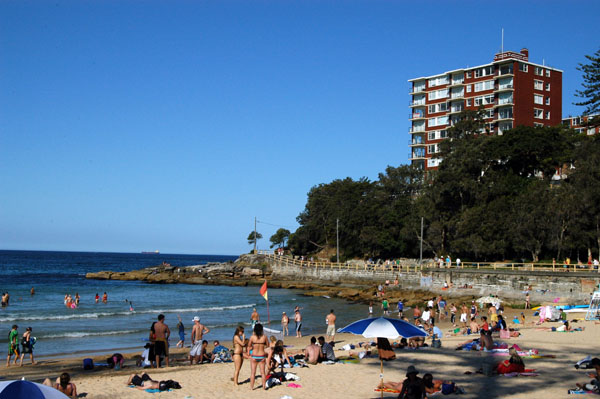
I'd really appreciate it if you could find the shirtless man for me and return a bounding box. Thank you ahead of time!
[326,309,336,342]
[250,308,260,330]
[460,303,469,328]
[281,312,289,336]
[153,314,170,367]
[304,337,320,365]
[294,309,303,338]
[469,317,479,334]
[189,316,210,364]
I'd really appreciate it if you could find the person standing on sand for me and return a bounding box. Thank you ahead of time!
[19,327,35,366]
[176,315,185,348]
[525,292,530,309]
[369,301,373,316]
[189,316,210,365]
[281,312,289,336]
[247,323,268,390]
[250,308,260,330]
[232,326,247,385]
[153,314,170,368]
[326,309,336,342]
[460,303,468,327]
[6,325,19,367]
[294,309,302,337]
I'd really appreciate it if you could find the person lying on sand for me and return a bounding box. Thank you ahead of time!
[422,373,464,395]
[43,372,77,399]
[127,373,160,390]
[575,358,600,392]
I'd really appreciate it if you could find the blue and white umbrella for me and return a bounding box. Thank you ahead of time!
[338,316,428,399]
[338,316,428,339]
[0,380,69,399]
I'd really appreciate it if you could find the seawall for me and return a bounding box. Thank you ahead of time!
[270,259,600,303]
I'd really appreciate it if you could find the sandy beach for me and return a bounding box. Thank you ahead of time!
[2,307,598,399]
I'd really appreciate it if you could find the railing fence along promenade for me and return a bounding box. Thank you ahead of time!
[257,250,600,274]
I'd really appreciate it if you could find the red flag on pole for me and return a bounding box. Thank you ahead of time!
[259,280,268,301]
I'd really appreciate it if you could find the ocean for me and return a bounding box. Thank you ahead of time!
[0,250,369,358]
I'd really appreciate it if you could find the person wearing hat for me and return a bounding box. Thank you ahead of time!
[398,365,427,399]
[281,312,289,336]
[378,364,427,398]
[189,316,210,365]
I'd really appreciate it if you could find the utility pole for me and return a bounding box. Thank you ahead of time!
[336,218,340,264]
[419,217,424,264]
[254,216,257,254]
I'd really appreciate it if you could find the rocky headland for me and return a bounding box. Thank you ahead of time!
[85,254,482,307]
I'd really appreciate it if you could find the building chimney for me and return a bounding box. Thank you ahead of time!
[520,48,529,60]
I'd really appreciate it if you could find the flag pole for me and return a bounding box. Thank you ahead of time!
[267,297,270,324]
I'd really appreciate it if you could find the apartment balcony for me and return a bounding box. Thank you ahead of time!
[494,69,514,79]
[409,126,426,133]
[410,100,426,107]
[408,137,425,146]
[450,92,464,100]
[408,151,426,160]
[495,84,514,93]
[448,107,465,115]
[493,99,514,108]
[409,112,426,120]
[409,86,426,94]
[448,80,465,88]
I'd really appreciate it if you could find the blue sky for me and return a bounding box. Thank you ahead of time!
[1,0,599,255]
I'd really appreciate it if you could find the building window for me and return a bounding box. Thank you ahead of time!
[545,97,550,105]
[474,66,494,78]
[546,69,551,77]
[466,71,472,78]
[428,103,448,113]
[519,63,528,72]
[474,80,494,92]
[483,109,494,119]
[474,94,495,106]
[428,131,436,140]
[535,66,543,76]
[534,94,544,104]
[546,82,550,91]
[466,99,472,106]
[428,75,449,88]
[440,130,447,138]
[534,80,543,90]
[428,88,449,101]
[466,84,472,93]
[428,144,437,155]
[546,111,551,120]
[534,108,543,119]
[428,116,449,127]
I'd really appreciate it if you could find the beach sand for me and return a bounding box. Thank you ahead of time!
[3,308,597,398]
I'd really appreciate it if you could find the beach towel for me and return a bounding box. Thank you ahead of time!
[287,383,302,388]
[336,356,360,364]
[568,389,600,394]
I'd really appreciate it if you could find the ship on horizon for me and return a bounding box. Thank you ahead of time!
[141,250,160,254]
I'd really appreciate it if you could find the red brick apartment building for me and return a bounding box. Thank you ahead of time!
[562,114,600,135]
[408,49,562,170]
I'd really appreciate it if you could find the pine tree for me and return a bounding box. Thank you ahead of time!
[575,48,600,127]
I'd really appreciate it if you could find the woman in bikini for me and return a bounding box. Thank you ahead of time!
[43,373,78,399]
[233,326,247,385]
[247,323,268,390]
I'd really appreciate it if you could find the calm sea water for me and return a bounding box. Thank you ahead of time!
[0,250,368,357]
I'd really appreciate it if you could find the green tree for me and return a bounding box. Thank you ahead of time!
[269,228,291,248]
[575,47,600,127]
[247,231,262,246]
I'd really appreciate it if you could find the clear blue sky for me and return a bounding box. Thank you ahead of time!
[1,0,599,255]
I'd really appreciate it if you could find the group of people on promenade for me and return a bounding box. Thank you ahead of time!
[6,324,35,367]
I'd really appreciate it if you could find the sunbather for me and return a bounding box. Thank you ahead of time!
[43,373,78,399]
[575,358,600,392]
[127,373,160,390]
[496,347,525,374]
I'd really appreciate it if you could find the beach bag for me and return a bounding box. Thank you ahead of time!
[499,329,510,339]
[159,380,181,391]
[83,358,94,370]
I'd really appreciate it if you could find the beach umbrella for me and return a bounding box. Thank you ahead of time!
[338,317,428,398]
[0,380,69,399]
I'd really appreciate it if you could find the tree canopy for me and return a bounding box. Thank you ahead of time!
[247,231,262,246]
[288,119,599,262]
[575,47,600,127]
